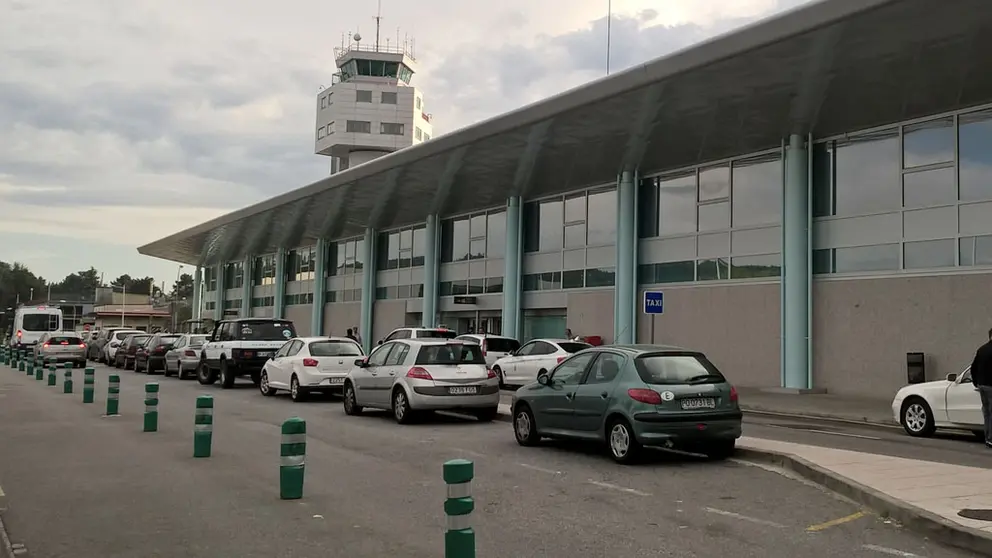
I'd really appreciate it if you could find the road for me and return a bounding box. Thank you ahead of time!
[0,365,972,558]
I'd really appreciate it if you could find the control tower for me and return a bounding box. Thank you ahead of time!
[315,29,433,174]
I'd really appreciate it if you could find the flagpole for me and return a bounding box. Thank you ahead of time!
[606,0,612,75]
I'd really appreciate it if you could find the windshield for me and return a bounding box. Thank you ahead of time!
[114,331,140,341]
[22,313,58,332]
[483,338,520,353]
[634,353,727,385]
[189,335,208,348]
[129,335,150,346]
[237,321,296,341]
[309,340,363,357]
[158,335,180,345]
[558,342,592,354]
[415,343,486,365]
[48,336,82,345]
[416,329,457,339]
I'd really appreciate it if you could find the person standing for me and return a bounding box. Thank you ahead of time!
[352,325,362,346]
[971,327,992,448]
[345,328,358,342]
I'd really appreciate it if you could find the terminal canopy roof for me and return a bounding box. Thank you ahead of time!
[138,0,992,266]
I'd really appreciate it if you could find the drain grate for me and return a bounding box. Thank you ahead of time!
[958,509,992,521]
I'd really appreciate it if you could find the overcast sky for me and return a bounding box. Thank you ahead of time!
[0,0,810,287]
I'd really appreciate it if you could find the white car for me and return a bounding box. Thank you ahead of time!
[102,329,143,363]
[892,366,984,438]
[491,338,593,388]
[342,338,500,424]
[454,334,521,368]
[378,327,458,345]
[259,336,364,402]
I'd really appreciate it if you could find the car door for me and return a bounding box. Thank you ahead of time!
[267,340,295,388]
[504,341,536,383]
[166,337,185,371]
[357,342,395,407]
[530,351,597,432]
[570,351,626,434]
[283,340,305,383]
[522,341,556,379]
[946,367,983,426]
[379,342,411,393]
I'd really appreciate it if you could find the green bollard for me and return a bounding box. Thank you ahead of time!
[279,417,306,500]
[63,362,73,394]
[35,358,44,381]
[193,395,214,458]
[18,353,25,372]
[47,362,57,386]
[25,361,33,378]
[443,459,476,558]
[144,383,159,432]
[106,374,120,416]
[83,368,95,404]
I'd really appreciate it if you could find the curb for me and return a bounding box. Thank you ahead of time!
[736,446,992,557]
[741,407,900,429]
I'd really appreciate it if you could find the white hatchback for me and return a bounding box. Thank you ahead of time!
[491,338,592,387]
[259,336,365,402]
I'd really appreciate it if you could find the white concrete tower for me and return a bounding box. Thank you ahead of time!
[315,28,433,174]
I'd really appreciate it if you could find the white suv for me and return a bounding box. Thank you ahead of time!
[198,318,298,389]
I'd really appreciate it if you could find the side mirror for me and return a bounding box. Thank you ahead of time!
[537,374,550,386]
[946,373,958,382]
[354,358,368,367]
[377,340,383,346]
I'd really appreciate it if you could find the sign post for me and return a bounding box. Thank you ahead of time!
[642,291,664,344]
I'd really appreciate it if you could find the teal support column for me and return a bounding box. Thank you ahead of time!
[274,248,287,319]
[782,134,811,389]
[422,215,439,328]
[360,228,377,353]
[213,264,223,321]
[241,256,252,318]
[501,197,522,339]
[192,267,203,320]
[312,239,327,336]
[614,171,636,344]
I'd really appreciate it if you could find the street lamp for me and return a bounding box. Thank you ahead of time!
[110,283,127,327]
[173,265,184,332]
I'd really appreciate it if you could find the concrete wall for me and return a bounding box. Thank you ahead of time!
[251,307,274,318]
[284,304,313,337]
[813,273,992,398]
[636,282,780,389]
[566,290,615,343]
[324,302,361,337]
[373,300,408,342]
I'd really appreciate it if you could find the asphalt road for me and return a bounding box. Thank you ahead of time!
[0,364,972,558]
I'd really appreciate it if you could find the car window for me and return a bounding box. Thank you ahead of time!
[384,343,410,366]
[309,340,364,357]
[533,341,557,356]
[48,336,82,345]
[515,342,537,357]
[237,321,296,341]
[558,342,593,354]
[484,337,520,353]
[583,353,625,385]
[550,352,596,385]
[367,343,394,366]
[634,353,727,385]
[22,314,53,332]
[415,329,457,339]
[415,343,486,365]
[173,338,186,349]
[130,336,150,347]
[287,340,305,357]
[189,335,208,348]
[158,335,180,346]
[961,368,972,383]
[274,340,293,358]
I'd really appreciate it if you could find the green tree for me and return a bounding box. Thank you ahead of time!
[170,273,194,300]
[50,267,101,298]
[0,261,49,331]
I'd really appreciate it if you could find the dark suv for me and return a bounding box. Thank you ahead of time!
[198,318,297,389]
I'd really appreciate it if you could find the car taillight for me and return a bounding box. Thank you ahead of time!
[16,330,22,338]
[486,368,497,379]
[407,366,433,380]
[729,385,738,403]
[42,343,49,348]
[303,358,318,367]
[557,356,567,364]
[79,343,86,348]
[184,350,197,357]
[628,388,662,405]
[481,339,487,357]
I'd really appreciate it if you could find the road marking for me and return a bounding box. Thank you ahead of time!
[587,480,651,497]
[0,484,4,497]
[518,463,559,475]
[703,507,786,528]
[449,447,486,457]
[862,544,919,556]
[803,429,881,440]
[806,510,868,532]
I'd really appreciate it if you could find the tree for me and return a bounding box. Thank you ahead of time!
[0,261,48,331]
[50,267,101,298]
[170,273,194,301]
[109,274,155,295]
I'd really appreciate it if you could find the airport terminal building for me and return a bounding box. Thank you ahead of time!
[139,0,992,399]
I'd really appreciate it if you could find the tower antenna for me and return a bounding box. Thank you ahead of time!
[374,0,383,51]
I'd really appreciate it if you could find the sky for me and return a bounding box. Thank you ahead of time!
[0,0,811,287]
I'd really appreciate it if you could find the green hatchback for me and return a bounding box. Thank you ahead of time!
[510,345,742,464]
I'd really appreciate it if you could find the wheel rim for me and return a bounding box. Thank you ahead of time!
[515,411,531,440]
[905,403,928,432]
[610,423,630,458]
[291,378,299,398]
[260,373,269,393]
[344,386,354,411]
[394,391,406,420]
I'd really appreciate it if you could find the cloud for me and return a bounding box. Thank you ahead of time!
[0,0,811,285]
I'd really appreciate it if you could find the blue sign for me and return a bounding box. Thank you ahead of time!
[643,291,664,314]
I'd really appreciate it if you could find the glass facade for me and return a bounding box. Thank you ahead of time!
[286,247,316,282]
[441,209,506,262]
[252,255,277,286]
[378,225,427,270]
[375,284,425,300]
[223,262,244,289]
[522,187,617,253]
[204,267,218,292]
[328,237,365,276]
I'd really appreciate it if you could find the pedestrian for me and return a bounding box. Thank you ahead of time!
[352,326,362,345]
[345,328,357,342]
[565,328,573,340]
[971,327,992,448]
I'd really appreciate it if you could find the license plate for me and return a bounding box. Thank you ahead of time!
[449,386,478,395]
[680,397,716,410]
[257,352,273,358]
[326,377,345,385]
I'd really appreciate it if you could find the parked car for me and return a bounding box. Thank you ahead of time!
[91,327,135,362]
[491,338,592,388]
[259,336,365,401]
[892,365,983,438]
[102,329,143,364]
[510,345,742,464]
[33,332,87,368]
[343,338,500,423]
[163,334,209,379]
[378,327,457,345]
[135,333,181,374]
[114,334,151,369]
[198,318,298,389]
[454,334,521,369]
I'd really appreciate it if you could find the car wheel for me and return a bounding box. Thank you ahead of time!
[290,375,307,402]
[702,439,736,460]
[343,382,362,415]
[220,359,236,389]
[197,360,217,385]
[513,404,540,446]
[607,417,642,464]
[901,397,936,437]
[260,371,276,396]
[392,387,414,424]
[475,406,499,422]
[178,365,190,380]
[493,365,506,389]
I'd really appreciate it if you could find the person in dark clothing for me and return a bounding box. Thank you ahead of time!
[345,328,358,342]
[970,327,992,447]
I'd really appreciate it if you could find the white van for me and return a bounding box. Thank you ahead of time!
[10,306,63,349]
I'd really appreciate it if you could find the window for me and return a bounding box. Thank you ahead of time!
[320,96,327,109]
[698,202,730,232]
[585,353,625,384]
[833,244,900,273]
[416,97,422,110]
[377,226,424,269]
[22,314,56,332]
[903,167,956,209]
[959,110,992,202]
[485,276,503,293]
[586,189,616,245]
[381,91,397,104]
[729,254,781,278]
[224,262,244,289]
[634,353,726,385]
[585,268,615,287]
[486,211,505,258]
[698,164,730,201]
[346,120,371,134]
[380,122,404,135]
[415,127,423,140]
[696,258,730,281]
[252,255,277,286]
[449,218,470,261]
[316,126,325,140]
[356,90,372,103]
[903,239,954,270]
[538,199,563,251]
[424,134,431,141]
[658,172,697,236]
[309,340,363,357]
[832,128,901,216]
[236,321,296,341]
[903,117,954,169]
[415,344,486,365]
[550,353,596,385]
[563,194,586,249]
[385,344,410,366]
[732,153,782,227]
[412,228,426,266]
[639,261,695,284]
[960,235,992,266]
[562,270,584,289]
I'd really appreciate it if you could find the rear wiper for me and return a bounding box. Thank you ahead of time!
[685,374,722,384]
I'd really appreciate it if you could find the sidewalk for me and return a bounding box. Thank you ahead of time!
[736,387,896,426]
[739,436,992,556]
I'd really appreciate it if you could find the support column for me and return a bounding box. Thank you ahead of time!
[312,239,327,336]
[274,248,287,319]
[213,264,223,321]
[240,256,252,318]
[614,171,636,344]
[502,197,522,339]
[782,134,811,390]
[422,215,439,328]
[192,267,203,320]
[360,228,377,353]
